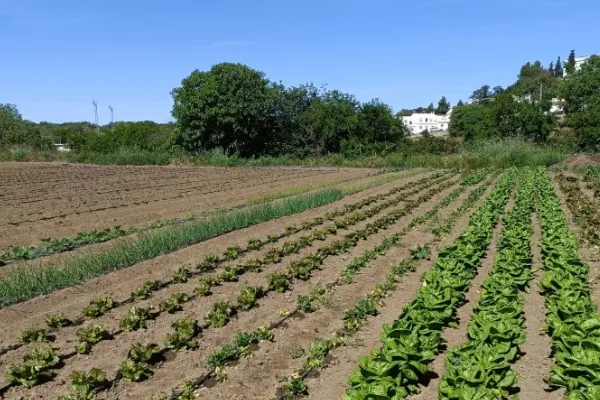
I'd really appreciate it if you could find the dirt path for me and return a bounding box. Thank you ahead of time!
[512,214,563,400]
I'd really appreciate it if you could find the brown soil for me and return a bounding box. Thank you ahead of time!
[194,180,469,400]
[553,153,600,169]
[0,172,449,399]
[0,163,377,249]
[513,215,563,400]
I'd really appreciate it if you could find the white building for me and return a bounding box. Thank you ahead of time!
[563,54,598,77]
[400,110,452,136]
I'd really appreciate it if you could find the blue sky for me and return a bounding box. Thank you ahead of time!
[1,0,598,123]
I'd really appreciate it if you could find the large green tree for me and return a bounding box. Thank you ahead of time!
[565,50,576,75]
[435,96,450,114]
[171,63,273,156]
[561,55,600,150]
[554,56,564,77]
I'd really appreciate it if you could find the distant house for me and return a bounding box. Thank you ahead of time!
[563,55,598,77]
[400,110,452,136]
[53,143,70,152]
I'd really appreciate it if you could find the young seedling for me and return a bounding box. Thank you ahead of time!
[21,328,51,344]
[45,313,72,328]
[236,286,265,310]
[82,297,114,319]
[120,306,154,332]
[204,302,234,327]
[159,292,189,314]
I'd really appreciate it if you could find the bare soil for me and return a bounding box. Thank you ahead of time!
[0,172,451,399]
[553,153,600,169]
[0,163,376,249]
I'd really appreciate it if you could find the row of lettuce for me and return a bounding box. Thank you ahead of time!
[538,170,600,399]
[341,167,600,399]
[342,170,516,398]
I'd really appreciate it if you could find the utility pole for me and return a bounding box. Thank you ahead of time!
[92,100,99,134]
[108,105,114,130]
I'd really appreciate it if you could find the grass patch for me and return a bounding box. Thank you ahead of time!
[0,172,411,306]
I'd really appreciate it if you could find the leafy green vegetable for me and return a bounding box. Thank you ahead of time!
[165,319,200,350]
[82,297,114,319]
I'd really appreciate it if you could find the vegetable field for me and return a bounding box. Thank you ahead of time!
[1,165,599,400]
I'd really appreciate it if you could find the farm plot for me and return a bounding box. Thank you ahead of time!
[2,166,598,400]
[0,163,376,250]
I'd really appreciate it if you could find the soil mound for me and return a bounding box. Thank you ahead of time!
[554,154,600,169]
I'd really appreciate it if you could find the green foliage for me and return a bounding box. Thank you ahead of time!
[165,319,200,350]
[171,266,192,283]
[132,280,162,300]
[82,297,114,319]
[159,292,189,314]
[6,347,60,387]
[436,96,451,114]
[561,55,600,151]
[117,359,153,382]
[127,343,160,363]
[205,301,234,327]
[267,272,292,293]
[120,306,154,331]
[172,63,274,156]
[237,286,265,310]
[298,295,317,313]
[75,324,108,354]
[69,368,107,395]
[45,313,72,328]
[205,327,274,368]
[21,328,50,344]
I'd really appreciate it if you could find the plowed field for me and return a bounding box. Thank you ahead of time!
[1,166,598,400]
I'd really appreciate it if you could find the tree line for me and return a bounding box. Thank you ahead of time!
[449,50,600,152]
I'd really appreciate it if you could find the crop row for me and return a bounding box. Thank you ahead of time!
[0,175,460,395]
[342,170,515,399]
[269,172,498,398]
[1,171,451,357]
[580,166,600,199]
[0,171,450,307]
[537,169,600,399]
[438,168,535,398]
[555,173,600,245]
[0,170,419,265]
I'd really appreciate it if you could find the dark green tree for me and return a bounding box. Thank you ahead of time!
[456,99,464,107]
[554,56,563,77]
[561,55,600,150]
[171,63,273,156]
[565,50,576,75]
[492,86,505,96]
[435,96,450,114]
[426,103,435,113]
[549,61,554,74]
[469,85,491,101]
[449,104,494,140]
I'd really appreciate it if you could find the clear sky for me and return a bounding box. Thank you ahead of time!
[1,0,598,123]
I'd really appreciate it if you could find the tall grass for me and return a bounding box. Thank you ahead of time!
[0,138,569,168]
